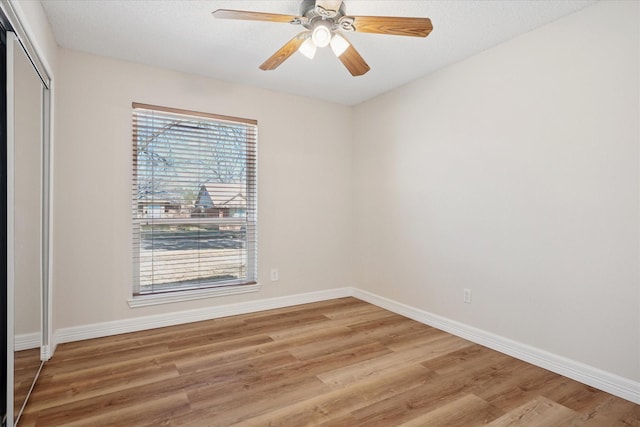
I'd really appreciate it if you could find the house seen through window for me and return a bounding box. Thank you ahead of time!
[131,103,257,296]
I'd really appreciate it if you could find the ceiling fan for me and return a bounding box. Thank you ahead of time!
[212,0,433,77]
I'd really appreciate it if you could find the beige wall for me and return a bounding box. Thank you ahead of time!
[52,49,353,330]
[353,0,639,381]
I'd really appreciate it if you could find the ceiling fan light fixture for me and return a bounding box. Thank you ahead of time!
[213,1,433,77]
[311,21,332,47]
[299,38,317,59]
[330,33,349,57]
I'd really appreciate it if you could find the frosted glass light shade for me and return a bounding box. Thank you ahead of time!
[299,38,317,59]
[312,23,332,48]
[330,34,349,57]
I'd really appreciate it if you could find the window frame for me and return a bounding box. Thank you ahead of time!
[130,102,258,305]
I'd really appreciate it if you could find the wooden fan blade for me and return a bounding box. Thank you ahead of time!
[212,9,299,24]
[351,16,433,37]
[259,32,308,71]
[337,39,370,76]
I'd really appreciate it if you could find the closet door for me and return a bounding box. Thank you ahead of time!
[0,26,6,424]
[6,31,44,425]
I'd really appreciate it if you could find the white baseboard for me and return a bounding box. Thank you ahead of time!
[351,288,640,405]
[54,287,352,345]
[15,332,40,351]
[51,286,639,405]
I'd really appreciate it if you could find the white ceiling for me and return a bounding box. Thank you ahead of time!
[40,0,596,106]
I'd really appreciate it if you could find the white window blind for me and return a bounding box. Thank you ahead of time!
[132,103,257,296]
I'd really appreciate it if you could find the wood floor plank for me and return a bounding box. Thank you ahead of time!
[486,396,577,426]
[285,328,377,360]
[376,325,449,348]
[184,354,325,410]
[171,335,286,375]
[268,308,395,341]
[397,393,503,427]
[422,343,506,374]
[316,414,360,426]
[234,365,437,426]
[36,343,172,375]
[473,362,561,411]
[322,302,390,320]
[14,348,41,418]
[187,375,330,425]
[20,298,638,426]
[36,333,274,386]
[346,314,427,339]
[241,310,329,330]
[348,367,476,425]
[483,367,560,410]
[26,377,195,427]
[568,394,640,427]
[385,327,468,352]
[23,362,181,413]
[290,341,393,377]
[317,334,473,387]
[542,375,626,415]
[50,318,248,361]
[40,392,191,427]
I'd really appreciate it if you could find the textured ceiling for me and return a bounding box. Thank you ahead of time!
[40,0,596,105]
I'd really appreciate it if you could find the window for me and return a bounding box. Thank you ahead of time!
[131,103,257,300]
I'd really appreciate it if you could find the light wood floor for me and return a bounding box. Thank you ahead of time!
[14,348,42,418]
[20,298,638,426]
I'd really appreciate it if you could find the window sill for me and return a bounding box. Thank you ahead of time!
[128,283,261,308]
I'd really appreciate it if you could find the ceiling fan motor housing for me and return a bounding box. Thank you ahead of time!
[300,0,347,28]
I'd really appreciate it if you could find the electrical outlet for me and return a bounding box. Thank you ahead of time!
[463,288,472,304]
[270,268,279,282]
